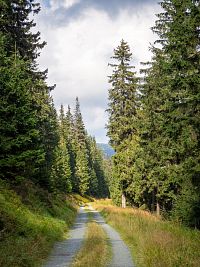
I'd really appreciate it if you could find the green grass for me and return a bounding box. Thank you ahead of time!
[68,193,94,206]
[94,200,200,267]
[0,180,77,267]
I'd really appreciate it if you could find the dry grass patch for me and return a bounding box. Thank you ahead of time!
[71,217,110,267]
[94,200,200,267]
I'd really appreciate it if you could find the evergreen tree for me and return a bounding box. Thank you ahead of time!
[152,0,199,224]
[85,135,99,196]
[0,0,58,191]
[103,157,113,199]
[137,48,176,213]
[75,148,90,195]
[138,0,200,223]
[74,97,87,148]
[106,40,139,205]
[50,136,72,193]
[66,105,77,191]
[86,136,109,197]
[95,149,110,198]
[107,39,138,150]
[74,97,90,195]
[36,97,59,189]
[0,0,46,61]
[0,34,43,182]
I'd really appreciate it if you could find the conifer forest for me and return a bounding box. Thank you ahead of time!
[0,0,200,238]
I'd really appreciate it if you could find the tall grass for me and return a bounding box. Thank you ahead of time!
[94,200,200,267]
[71,212,111,267]
[0,181,77,267]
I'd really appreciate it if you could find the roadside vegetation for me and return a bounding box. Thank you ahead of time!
[94,200,200,267]
[71,211,111,267]
[0,180,77,267]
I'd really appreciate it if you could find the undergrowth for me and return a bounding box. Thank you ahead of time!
[0,180,77,267]
[94,200,200,267]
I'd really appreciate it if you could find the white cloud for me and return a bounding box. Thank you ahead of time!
[63,0,80,9]
[36,2,161,143]
[49,0,80,11]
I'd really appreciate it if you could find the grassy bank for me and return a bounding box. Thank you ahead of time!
[71,211,111,267]
[0,180,77,267]
[94,200,200,267]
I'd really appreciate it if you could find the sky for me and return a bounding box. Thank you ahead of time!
[35,0,161,143]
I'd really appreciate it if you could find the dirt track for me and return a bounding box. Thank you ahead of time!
[43,207,135,267]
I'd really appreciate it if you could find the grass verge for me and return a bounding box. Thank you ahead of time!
[0,180,77,267]
[71,211,111,267]
[94,200,200,267]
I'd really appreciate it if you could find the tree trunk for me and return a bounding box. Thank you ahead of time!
[122,193,126,208]
[152,190,155,212]
[156,201,160,216]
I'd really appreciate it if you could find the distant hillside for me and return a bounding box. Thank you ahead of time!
[97,143,115,158]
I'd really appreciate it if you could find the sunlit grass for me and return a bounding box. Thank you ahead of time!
[0,182,77,267]
[94,200,200,267]
[71,212,111,267]
[68,193,94,206]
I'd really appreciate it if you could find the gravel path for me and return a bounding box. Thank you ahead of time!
[91,209,135,267]
[43,207,88,267]
[43,207,135,267]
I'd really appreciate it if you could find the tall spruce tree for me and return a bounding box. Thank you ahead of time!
[107,40,138,150]
[85,135,99,196]
[74,97,87,148]
[0,34,42,182]
[74,97,90,195]
[66,105,77,191]
[86,136,109,197]
[138,48,176,214]
[0,1,59,190]
[0,0,46,61]
[106,40,139,205]
[36,97,59,189]
[50,136,72,194]
[50,105,72,194]
[139,0,200,223]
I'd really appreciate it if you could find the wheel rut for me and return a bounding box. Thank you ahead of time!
[91,209,135,267]
[43,207,88,267]
[43,207,135,267]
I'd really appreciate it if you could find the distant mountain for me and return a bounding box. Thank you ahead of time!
[97,143,115,158]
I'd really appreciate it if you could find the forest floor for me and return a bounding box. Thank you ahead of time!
[43,206,135,267]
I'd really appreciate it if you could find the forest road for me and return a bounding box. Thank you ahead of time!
[43,206,135,267]
[43,207,88,267]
